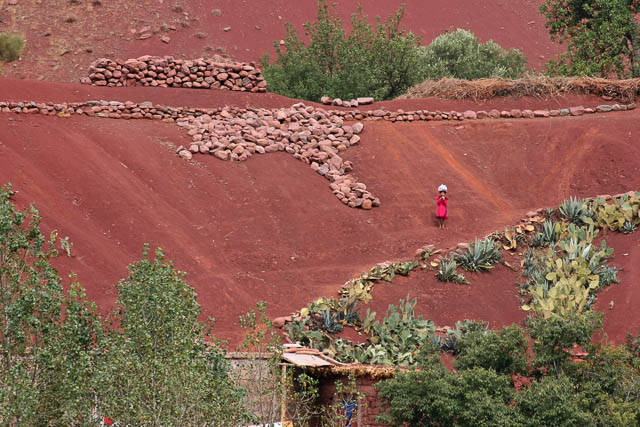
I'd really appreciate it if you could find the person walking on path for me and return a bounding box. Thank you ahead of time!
[436,184,448,228]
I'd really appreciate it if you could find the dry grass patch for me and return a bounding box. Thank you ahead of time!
[400,75,640,102]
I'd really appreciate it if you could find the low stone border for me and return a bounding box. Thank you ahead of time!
[0,99,636,209]
[81,56,267,92]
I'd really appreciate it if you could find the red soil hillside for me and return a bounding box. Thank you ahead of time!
[0,0,560,83]
[2,79,640,345]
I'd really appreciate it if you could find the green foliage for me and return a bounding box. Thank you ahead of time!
[238,302,318,425]
[376,365,521,426]
[455,324,529,375]
[456,237,502,272]
[94,245,248,426]
[288,296,436,366]
[0,33,24,63]
[36,280,103,424]
[320,374,366,426]
[436,256,469,285]
[623,220,637,234]
[527,311,602,377]
[421,28,527,80]
[261,1,425,101]
[540,0,640,77]
[559,196,588,224]
[0,184,96,424]
[522,222,617,317]
[587,192,640,233]
[516,375,591,427]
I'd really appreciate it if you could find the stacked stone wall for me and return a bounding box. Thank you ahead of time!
[81,56,267,92]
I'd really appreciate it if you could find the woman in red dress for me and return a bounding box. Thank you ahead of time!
[436,184,448,229]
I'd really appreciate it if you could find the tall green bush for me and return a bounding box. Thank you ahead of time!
[0,184,97,424]
[261,1,425,102]
[94,245,248,426]
[421,29,527,80]
[0,33,25,62]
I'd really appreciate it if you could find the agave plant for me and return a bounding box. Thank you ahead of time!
[559,196,587,224]
[456,238,502,272]
[623,220,636,234]
[531,232,546,247]
[436,257,470,284]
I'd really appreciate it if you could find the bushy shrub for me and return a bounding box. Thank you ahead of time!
[376,365,522,426]
[455,324,528,375]
[0,33,25,62]
[421,29,527,80]
[261,1,426,102]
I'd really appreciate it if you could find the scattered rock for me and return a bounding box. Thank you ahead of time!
[569,106,585,116]
[356,97,374,105]
[178,150,192,160]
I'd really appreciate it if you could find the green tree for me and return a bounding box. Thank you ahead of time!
[0,184,96,425]
[36,280,103,425]
[261,1,425,101]
[516,376,591,427]
[527,311,602,378]
[455,324,528,375]
[421,29,527,79]
[376,363,521,426]
[540,0,640,77]
[94,245,248,426]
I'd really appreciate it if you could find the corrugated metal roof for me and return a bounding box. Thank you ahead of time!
[282,352,333,367]
[281,344,344,367]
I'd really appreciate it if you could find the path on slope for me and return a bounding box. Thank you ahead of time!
[2,84,640,345]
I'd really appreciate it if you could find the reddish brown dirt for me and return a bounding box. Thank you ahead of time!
[595,232,640,344]
[364,262,526,332]
[0,0,560,82]
[2,81,640,346]
[0,77,613,111]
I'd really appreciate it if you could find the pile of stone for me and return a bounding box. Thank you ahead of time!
[175,103,380,209]
[81,55,267,92]
[320,96,375,108]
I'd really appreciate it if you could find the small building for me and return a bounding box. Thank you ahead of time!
[282,344,396,427]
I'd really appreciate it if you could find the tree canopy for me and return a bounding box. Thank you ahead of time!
[540,0,640,77]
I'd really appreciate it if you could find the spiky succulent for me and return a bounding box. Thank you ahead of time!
[456,238,502,272]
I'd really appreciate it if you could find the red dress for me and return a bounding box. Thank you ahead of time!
[436,196,448,219]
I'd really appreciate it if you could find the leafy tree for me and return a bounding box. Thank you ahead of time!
[526,311,602,378]
[36,280,103,425]
[516,375,591,427]
[376,363,521,426]
[261,1,425,101]
[94,245,248,426]
[421,29,527,79]
[540,0,640,77]
[455,324,528,375]
[0,184,96,425]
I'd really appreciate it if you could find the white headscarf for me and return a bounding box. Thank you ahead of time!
[437,184,448,193]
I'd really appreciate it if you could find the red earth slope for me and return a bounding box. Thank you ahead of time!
[2,80,640,345]
[0,0,560,82]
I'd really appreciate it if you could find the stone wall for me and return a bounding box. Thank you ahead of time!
[81,56,267,92]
